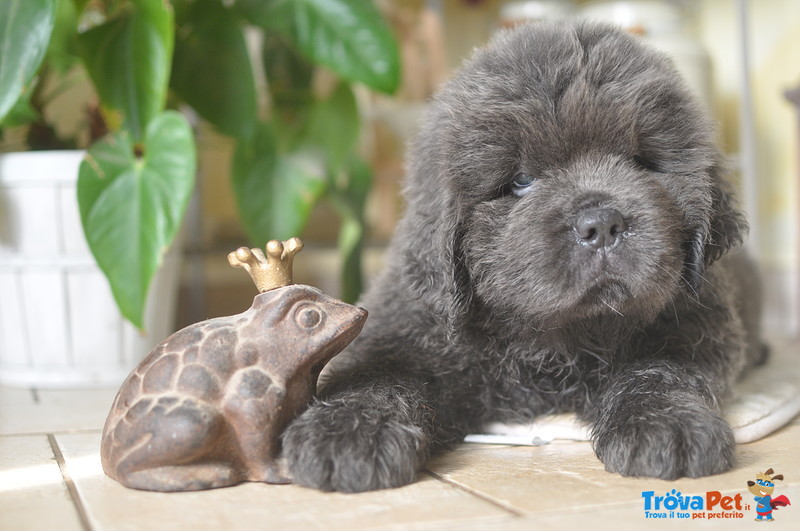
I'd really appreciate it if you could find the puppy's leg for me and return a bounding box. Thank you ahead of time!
[281,370,455,492]
[589,360,735,480]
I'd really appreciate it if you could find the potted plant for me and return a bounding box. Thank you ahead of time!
[0,0,399,385]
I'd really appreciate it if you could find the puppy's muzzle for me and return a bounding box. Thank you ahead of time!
[574,208,627,251]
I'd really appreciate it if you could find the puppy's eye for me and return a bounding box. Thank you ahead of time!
[510,172,536,196]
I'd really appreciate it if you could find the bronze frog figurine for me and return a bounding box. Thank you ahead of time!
[100,238,367,491]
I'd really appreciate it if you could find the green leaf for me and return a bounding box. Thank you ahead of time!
[263,34,314,119]
[260,0,400,94]
[71,0,90,12]
[78,111,196,329]
[232,122,327,244]
[2,91,39,128]
[306,81,360,172]
[46,0,80,74]
[338,216,364,303]
[330,155,371,303]
[77,0,173,140]
[0,0,57,123]
[232,0,276,25]
[171,0,257,139]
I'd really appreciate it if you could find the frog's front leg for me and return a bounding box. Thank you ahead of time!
[223,367,289,483]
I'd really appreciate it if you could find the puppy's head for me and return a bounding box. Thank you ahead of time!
[400,22,746,330]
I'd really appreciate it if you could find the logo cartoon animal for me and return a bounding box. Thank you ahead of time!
[747,468,791,521]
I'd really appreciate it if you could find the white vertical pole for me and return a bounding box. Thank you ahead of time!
[737,0,760,254]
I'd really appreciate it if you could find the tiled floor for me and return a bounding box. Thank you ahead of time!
[1,343,798,530]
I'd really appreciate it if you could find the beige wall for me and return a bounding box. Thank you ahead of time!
[694,0,800,333]
[697,0,800,269]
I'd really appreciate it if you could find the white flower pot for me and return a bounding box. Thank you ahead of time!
[0,150,181,387]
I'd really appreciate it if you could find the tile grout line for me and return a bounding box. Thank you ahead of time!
[423,469,526,518]
[47,433,95,531]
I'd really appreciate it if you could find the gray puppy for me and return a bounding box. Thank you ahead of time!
[282,21,766,492]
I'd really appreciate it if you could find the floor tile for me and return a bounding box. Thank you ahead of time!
[56,432,513,530]
[0,387,35,435]
[384,486,800,531]
[0,435,84,530]
[427,423,800,519]
[0,386,117,435]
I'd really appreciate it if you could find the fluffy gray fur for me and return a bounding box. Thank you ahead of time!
[282,21,766,493]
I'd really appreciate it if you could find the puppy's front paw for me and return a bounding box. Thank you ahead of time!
[282,398,428,493]
[592,399,735,480]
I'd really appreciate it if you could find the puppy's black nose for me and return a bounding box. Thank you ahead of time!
[574,208,627,251]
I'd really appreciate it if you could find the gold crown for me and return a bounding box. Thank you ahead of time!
[228,237,304,293]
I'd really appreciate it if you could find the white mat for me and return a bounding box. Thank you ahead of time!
[465,340,800,446]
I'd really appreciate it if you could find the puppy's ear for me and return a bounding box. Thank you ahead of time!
[684,162,748,292]
[444,216,474,334]
[399,108,475,335]
[705,163,748,263]
[683,230,707,294]
[401,194,473,336]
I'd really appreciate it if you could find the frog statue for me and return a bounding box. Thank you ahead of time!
[100,238,368,492]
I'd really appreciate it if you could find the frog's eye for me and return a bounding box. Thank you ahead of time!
[295,304,323,329]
